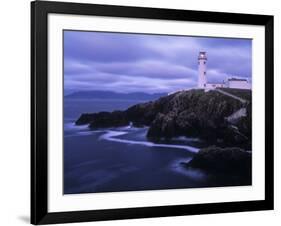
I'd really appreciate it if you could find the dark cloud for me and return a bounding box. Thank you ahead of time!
[64,31,162,63]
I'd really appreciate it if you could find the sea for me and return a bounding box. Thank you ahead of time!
[64,98,242,194]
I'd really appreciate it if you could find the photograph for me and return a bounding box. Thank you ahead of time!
[63,30,253,194]
[30,1,274,224]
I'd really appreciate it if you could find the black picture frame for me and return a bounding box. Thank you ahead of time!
[31,0,274,224]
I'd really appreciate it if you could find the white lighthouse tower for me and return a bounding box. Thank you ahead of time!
[198,51,207,88]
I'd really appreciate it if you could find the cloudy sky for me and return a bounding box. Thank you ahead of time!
[64,30,252,94]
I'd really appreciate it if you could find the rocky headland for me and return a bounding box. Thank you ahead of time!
[75,88,252,178]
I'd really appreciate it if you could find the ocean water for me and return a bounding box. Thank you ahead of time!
[64,98,248,194]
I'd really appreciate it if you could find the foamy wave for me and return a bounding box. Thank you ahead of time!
[64,130,103,138]
[99,130,199,153]
[115,123,148,132]
[171,158,206,180]
[172,136,201,142]
[64,122,89,131]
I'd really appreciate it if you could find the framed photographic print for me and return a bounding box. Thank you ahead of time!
[31,0,274,224]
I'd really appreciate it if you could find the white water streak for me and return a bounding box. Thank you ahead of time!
[99,131,199,153]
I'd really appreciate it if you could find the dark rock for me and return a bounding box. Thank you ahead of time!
[186,146,251,175]
[75,113,97,125]
[145,89,251,148]
[88,111,129,129]
[147,112,177,140]
[125,101,157,126]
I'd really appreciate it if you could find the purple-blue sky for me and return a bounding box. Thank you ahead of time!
[64,30,252,94]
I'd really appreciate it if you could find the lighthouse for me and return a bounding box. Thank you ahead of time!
[198,51,207,88]
[194,51,250,91]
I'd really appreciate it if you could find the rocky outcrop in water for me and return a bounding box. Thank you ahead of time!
[75,89,252,149]
[185,146,251,175]
[76,111,129,128]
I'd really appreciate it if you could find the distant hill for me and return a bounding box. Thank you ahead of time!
[65,90,167,101]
